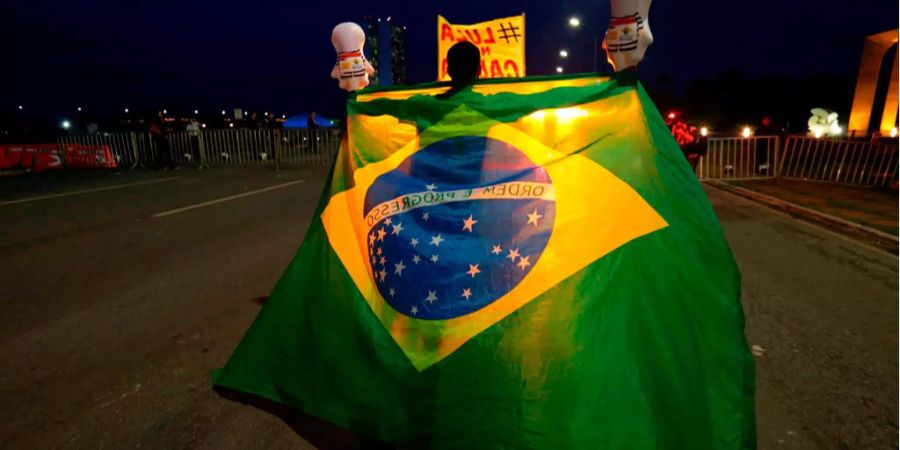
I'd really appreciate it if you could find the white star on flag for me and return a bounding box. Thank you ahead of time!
[507,248,521,261]
[430,234,444,247]
[377,228,387,241]
[527,209,543,226]
[369,234,376,245]
[385,217,393,225]
[376,247,382,256]
[412,254,421,264]
[517,255,532,270]
[426,183,437,191]
[462,215,478,232]
[380,255,386,265]
[425,290,438,303]
[411,305,418,315]
[422,211,430,221]
[391,222,404,235]
[410,237,419,247]
[466,264,481,278]
[378,268,387,281]
[462,288,472,300]
[430,254,439,263]
[394,261,406,276]
[389,287,396,297]
[491,244,502,255]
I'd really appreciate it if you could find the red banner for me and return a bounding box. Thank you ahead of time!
[0,143,117,172]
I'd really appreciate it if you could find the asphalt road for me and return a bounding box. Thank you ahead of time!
[0,168,896,449]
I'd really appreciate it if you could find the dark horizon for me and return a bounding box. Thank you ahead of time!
[2,0,897,120]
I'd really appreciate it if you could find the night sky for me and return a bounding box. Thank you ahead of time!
[1,0,896,119]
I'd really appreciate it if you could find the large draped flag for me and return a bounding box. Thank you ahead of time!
[213,72,756,449]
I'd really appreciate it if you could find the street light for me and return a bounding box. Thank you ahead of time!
[891,127,898,138]
[741,126,753,138]
[559,50,568,58]
[61,120,71,130]
[568,17,581,27]
[700,126,709,137]
[556,66,564,73]
[194,109,199,114]
[17,105,23,110]
[77,106,82,112]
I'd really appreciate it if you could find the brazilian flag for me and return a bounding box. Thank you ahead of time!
[213,73,756,449]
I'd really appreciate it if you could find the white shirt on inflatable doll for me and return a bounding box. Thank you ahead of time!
[602,0,653,71]
[331,22,375,92]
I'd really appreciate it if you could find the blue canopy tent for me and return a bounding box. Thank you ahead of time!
[283,113,337,129]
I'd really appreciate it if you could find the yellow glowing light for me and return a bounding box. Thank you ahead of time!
[700,126,709,137]
[556,66,564,73]
[560,50,568,58]
[524,107,588,127]
[813,129,823,139]
[891,127,898,138]
[741,127,752,138]
[554,107,588,122]
[569,17,581,27]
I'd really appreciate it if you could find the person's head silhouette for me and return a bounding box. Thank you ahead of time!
[446,41,480,87]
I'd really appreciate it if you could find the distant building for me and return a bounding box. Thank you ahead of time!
[363,17,407,87]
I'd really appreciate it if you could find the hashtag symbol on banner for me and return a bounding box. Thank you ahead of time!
[497,22,521,44]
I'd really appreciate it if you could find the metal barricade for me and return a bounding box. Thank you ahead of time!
[779,136,898,187]
[698,136,779,180]
[52,128,340,170]
[161,128,340,168]
[282,128,341,166]
[57,132,154,168]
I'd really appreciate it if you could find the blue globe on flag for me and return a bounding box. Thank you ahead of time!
[363,136,556,320]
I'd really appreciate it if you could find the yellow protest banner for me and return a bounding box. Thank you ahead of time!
[437,14,525,81]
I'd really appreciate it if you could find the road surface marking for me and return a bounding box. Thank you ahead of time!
[713,187,896,260]
[0,176,180,206]
[152,179,305,218]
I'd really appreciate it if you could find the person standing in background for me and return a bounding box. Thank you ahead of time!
[149,110,177,170]
[247,112,260,129]
[186,118,201,164]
